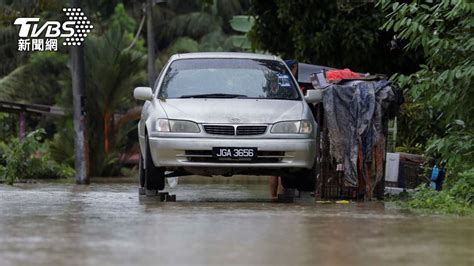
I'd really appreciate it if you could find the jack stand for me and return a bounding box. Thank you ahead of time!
[138,187,176,202]
[165,194,176,202]
[145,189,159,197]
[277,188,295,203]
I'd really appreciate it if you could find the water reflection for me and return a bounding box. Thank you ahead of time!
[0,180,472,266]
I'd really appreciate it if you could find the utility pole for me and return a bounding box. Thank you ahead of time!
[70,0,89,184]
[146,0,156,86]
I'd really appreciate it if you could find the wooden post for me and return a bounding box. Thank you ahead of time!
[320,110,330,199]
[70,0,89,184]
[314,103,322,200]
[18,111,26,140]
[146,0,156,87]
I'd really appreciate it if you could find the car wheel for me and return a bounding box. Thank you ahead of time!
[281,164,317,192]
[280,175,297,189]
[139,152,145,187]
[297,164,317,192]
[145,134,165,190]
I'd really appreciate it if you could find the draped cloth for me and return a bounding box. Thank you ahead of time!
[322,80,399,194]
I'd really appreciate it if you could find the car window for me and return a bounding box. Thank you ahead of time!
[158,58,300,100]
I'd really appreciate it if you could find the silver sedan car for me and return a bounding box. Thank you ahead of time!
[134,52,321,191]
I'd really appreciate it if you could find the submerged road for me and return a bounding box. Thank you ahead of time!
[0,179,473,266]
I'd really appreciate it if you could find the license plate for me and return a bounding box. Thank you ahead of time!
[212,147,257,159]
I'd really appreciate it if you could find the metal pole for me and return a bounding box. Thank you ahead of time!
[146,0,156,87]
[70,0,89,184]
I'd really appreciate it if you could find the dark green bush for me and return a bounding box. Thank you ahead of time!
[448,170,474,207]
[401,169,474,215]
[0,129,74,185]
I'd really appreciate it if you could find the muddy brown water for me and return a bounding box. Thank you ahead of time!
[0,178,473,266]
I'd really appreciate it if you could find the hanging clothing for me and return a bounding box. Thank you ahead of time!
[322,80,400,190]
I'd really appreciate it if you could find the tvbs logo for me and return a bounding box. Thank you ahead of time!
[14,7,93,52]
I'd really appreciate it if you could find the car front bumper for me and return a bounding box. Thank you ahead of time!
[146,136,316,169]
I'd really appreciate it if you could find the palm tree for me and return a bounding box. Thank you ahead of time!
[147,0,251,70]
[84,22,146,175]
[0,0,253,177]
[0,52,69,104]
[0,0,64,77]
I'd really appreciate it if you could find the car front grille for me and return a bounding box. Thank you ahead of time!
[181,150,286,163]
[236,126,267,136]
[203,125,268,136]
[203,125,235,135]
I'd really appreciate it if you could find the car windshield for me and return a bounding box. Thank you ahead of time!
[158,58,300,100]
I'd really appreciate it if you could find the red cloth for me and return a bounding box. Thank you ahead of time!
[326,68,361,81]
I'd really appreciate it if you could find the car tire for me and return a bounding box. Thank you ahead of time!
[139,152,145,187]
[280,175,297,189]
[145,134,165,190]
[281,164,317,192]
[297,166,317,192]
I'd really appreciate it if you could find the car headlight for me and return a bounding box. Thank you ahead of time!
[155,119,170,132]
[154,119,200,133]
[169,120,200,133]
[299,120,312,134]
[271,120,312,134]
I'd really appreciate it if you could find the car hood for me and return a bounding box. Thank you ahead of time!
[159,99,303,124]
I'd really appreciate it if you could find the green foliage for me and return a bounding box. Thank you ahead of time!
[394,98,444,151]
[164,12,222,40]
[83,20,146,176]
[154,0,251,54]
[395,143,424,155]
[109,3,137,33]
[0,0,68,77]
[249,0,423,74]
[0,129,74,185]
[229,15,254,50]
[400,169,474,215]
[448,169,474,205]
[425,126,474,175]
[229,15,255,33]
[0,26,25,77]
[380,0,474,213]
[166,37,200,54]
[447,168,474,207]
[0,52,69,104]
[48,120,75,168]
[84,24,145,115]
[40,3,148,176]
[153,1,252,69]
[380,0,474,173]
[403,186,472,215]
[0,113,17,141]
[0,1,253,178]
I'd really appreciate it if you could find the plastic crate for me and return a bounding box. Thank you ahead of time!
[321,185,358,199]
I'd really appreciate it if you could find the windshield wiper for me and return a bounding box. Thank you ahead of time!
[267,97,298,100]
[179,93,248,99]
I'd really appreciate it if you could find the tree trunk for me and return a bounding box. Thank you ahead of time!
[103,111,110,154]
[115,106,142,130]
[71,0,89,184]
[146,0,156,87]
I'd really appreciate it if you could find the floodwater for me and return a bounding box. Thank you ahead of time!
[0,178,473,266]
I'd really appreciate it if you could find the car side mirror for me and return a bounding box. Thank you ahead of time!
[304,89,322,103]
[134,87,153,101]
